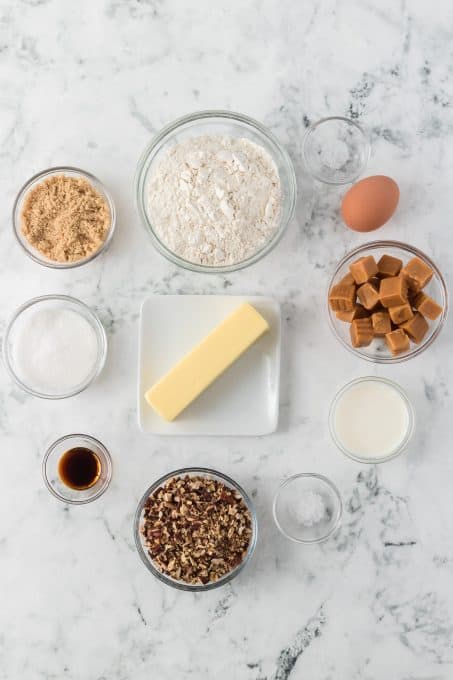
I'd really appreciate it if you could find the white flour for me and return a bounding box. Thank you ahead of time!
[147,135,282,266]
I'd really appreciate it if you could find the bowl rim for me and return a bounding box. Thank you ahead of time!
[133,466,258,591]
[328,375,416,464]
[134,109,297,273]
[12,165,116,269]
[302,116,370,185]
[42,433,113,504]
[3,294,108,399]
[327,240,449,363]
[272,472,343,544]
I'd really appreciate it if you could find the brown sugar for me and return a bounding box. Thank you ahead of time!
[21,174,111,263]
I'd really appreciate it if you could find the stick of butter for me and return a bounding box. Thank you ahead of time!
[145,303,269,421]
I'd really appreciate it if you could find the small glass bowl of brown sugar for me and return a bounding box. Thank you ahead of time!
[13,167,116,269]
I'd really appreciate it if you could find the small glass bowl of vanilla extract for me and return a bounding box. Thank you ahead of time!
[43,434,112,504]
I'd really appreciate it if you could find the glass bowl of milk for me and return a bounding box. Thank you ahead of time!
[329,376,415,463]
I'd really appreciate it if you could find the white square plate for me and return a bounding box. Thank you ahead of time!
[138,295,281,436]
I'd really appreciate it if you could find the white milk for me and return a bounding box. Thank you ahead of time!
[332,379,411,460]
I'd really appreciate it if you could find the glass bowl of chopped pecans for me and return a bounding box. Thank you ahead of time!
[134,467,258,591]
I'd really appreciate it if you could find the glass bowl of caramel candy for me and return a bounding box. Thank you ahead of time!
[327,241,448,363]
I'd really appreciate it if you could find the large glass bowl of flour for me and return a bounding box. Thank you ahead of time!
[135,110,297,273]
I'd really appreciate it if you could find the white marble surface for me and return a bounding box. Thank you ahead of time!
[1,1,453,678]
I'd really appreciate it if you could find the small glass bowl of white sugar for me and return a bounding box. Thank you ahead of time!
[3,295,107,399]
[273,473,343,544]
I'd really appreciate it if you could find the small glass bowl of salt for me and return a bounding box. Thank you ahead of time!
[302,117,370,185]
[273,473,342,544]
[3,295,107,399]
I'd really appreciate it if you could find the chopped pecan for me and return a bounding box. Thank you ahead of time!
[141,474,252,585]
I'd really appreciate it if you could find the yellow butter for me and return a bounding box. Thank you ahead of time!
[145,303,269,421]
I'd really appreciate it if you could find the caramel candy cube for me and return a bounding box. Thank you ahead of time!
[339,272,355,287]
[371,310,391,336]
[401,257,433,291]
[377,254,402,278]
[357,281,380,310]
[349,255,378,285]
[350,317,373,347]
[400,312,429,344]
[379,275,408,308]
[329,284,356,312]
[336,304,368,323]
[407,288,418,305]
[413,291,443,320]
[385,329,410,355]
[389,303,413,325]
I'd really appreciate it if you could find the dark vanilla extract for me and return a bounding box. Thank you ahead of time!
[58,447,101,490]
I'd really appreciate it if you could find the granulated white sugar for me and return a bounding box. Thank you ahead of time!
[12,307,99,394]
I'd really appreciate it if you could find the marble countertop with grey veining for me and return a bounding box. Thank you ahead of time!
[1,1,453,678]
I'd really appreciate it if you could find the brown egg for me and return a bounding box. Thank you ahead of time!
[341,175,399,232]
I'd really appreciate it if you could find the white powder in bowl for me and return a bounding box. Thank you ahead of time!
[12,307,100,395]
[293,491,326,527]
[147,135,282,266]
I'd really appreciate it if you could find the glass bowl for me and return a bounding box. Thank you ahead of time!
[43,434,112,504]
[327,240,448,363]
[273,473,342,544]
[3,294,107,399]
[13,166,116,268]
[302,116,370,184]
[134,467,258,591]
[329,376,415,464]
[135,110,297,273]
